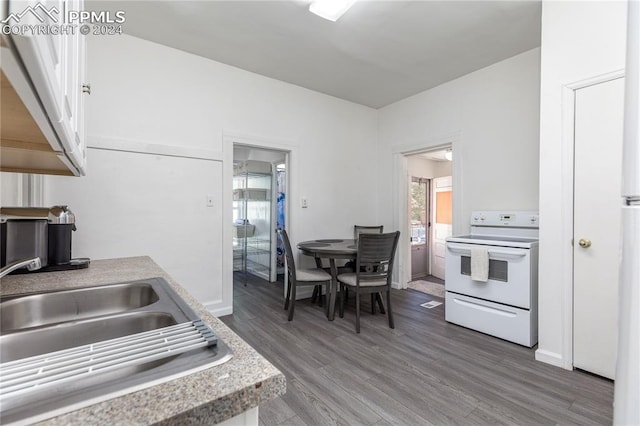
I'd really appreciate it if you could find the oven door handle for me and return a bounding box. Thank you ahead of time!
[446,243,527,259]
[452,297,518,317]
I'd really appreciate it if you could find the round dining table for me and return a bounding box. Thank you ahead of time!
[297,239,357,320]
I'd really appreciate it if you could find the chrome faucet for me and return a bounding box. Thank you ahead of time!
[0,257,42,278]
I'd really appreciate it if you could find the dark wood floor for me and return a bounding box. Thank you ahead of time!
[220,273,613,426]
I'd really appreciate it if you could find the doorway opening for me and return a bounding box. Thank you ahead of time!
[405,147,453,296]
[410,177,430,280]
[232,145,288,286]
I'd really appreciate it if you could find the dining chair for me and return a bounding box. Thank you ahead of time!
[337,231,400,333]
[346,225,385,312]
[278,229,332,321]
[354,225,384,240]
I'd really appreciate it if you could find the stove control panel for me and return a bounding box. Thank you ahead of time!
[471,211,539,228]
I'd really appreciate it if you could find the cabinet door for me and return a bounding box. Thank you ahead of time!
[8,0,87,174]
[74,29,87,173]
[9,0,66,125]
[63,0,86,173]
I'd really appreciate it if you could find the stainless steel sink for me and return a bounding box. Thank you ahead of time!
[1,312,177,362]
[0,278,232,425]
[0,282,160,332]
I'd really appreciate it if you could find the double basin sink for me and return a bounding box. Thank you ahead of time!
[0,278,232,425]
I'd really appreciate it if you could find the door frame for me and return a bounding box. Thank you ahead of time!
[272,161,287,278]
[223,131,297,313]
[392,133,461,289]
[543,70,625,370]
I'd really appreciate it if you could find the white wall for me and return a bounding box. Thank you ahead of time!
[378,48,541,235]
[44,34,379,315]
[46,149,223,306]
[377,49,540,288]
[537,1,627,368]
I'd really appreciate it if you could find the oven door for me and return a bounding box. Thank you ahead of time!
[445,242,532,309]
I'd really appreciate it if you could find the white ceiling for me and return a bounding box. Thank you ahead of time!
[89,0,541,108]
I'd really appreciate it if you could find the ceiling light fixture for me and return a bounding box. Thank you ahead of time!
[309,0,357,22]
[444,149,453,161]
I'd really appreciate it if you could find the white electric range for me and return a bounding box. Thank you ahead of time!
[444,211,539,347]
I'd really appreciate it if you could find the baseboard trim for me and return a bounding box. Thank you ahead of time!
[207,305,233,317]
[535,348,568,369]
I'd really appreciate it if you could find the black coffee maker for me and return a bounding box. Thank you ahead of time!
[47,205,77,265]
[0,205,89,273]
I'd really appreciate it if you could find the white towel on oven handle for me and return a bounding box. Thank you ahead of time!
[470,247,489,282]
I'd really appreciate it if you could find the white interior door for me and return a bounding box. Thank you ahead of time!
[430,176,452,280]
[573,77,624,379]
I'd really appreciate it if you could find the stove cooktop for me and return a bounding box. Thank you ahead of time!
[446,234,539,248]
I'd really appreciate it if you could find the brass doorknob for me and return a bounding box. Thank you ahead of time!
[578,238,592,248]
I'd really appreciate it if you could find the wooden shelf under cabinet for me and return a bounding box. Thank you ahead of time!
[1,71,73,176]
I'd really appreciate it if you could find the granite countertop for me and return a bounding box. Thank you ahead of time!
[0,256,286,425]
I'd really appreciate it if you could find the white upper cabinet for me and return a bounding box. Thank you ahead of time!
[1,0,88,175]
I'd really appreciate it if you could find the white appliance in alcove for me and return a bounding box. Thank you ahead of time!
[445,211,539,347]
